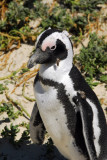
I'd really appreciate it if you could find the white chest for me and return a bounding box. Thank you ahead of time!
[34,80,68,138]
[34,80,87,160]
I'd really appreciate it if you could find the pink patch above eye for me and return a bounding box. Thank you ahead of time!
[41,38,56,51]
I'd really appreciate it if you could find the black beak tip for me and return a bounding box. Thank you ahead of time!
[27,60,33,69]
[27,64,32,69]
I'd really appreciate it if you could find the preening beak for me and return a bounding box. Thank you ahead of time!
[27,48,51,69]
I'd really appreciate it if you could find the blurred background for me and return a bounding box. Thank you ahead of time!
[0,0,107,160]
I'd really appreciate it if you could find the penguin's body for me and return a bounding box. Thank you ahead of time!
[28,29,107,160]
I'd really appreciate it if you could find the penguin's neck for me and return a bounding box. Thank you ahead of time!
[39,49,73,82]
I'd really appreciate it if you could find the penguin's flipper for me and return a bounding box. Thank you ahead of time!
[75,92,98,160]
[30,102,46,144]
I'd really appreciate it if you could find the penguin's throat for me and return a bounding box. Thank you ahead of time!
[39,60,72,83]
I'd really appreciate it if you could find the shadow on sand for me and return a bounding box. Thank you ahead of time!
[0,137,67,160]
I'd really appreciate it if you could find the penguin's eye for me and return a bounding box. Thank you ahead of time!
[50,45,56,50]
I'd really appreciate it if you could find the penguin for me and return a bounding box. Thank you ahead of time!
[27,28,107,160]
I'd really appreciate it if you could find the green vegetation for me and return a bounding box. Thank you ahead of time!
[21,68,30,74]
[58,0,106,13]
[75,33,107,84]
[0,103,22,120]
[1,0,106,51]
[0,1,30,31]
[0,1,36,51]
[0,83,7,94]
[1,123,30,146]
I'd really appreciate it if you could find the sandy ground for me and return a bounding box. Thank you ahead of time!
[0,3,107,160]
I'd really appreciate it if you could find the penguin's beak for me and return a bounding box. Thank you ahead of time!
[27,48,51,69]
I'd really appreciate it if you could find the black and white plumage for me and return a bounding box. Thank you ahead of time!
[28,28,107,160]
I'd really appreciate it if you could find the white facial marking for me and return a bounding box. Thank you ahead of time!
[35,28,50,48]
[40,32,73,74]
[87,99,101,157]
[41,36,56,51]
[41,31,72,51]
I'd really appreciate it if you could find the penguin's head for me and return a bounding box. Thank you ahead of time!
[27,28,73,69]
